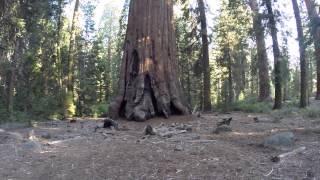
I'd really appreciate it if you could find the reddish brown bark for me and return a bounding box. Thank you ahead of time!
[108,0,189,121]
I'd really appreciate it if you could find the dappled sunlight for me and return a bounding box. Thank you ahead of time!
[231,131,266,136]
[1,0,320,178]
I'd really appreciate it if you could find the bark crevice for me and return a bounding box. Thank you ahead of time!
[108,0,189,121]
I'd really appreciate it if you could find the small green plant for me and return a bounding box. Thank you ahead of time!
[271,106,299,118]
[302,107,320,119]
[90,103,109,118]
[231,98,273,113]
[64,92,76,117]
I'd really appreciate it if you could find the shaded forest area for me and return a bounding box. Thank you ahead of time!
[1,0,320,179]
[1,0,320,122]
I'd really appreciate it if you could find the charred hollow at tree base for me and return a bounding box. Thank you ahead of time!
[108,0,189,121]
[109,73,188,122]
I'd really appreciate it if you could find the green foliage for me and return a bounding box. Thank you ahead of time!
[271,107,299,120]
[269,101,320,120]
[213,0,252,105]
[175,0,202,107]
[32,95,62,118]
[230,98,273,113]
[0,105,9,124]
[302,107,320,119]
[0,0,318,123]
[90,103,109,118]
[64,92,76,118]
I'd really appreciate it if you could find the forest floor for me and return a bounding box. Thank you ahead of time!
[0,107,320,179]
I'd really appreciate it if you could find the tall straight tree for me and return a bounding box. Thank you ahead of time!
[304,0,320,100]
[248,0,271,101]
[266,0,282,109]
[55,0,64,91]
[292,0,308,107]
[197,0,212,111]
[108,0,189,121]
[64,0,80,118]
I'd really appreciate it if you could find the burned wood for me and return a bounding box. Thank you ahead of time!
[144,125,156,136]
[69,119,77,123]
[217,117,233,127]
[94,118,119,132]
[103,118,119,129]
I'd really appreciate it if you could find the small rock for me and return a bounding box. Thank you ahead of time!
[174,145,184,151]
[214,125,232,134]
[176,124,192,132]
[144,125,156,135]
[190,134,201,140]
[20,141,42,153]
[253,117,259,123]
[41,132,51,139]
[160,133,173,138]
[217,117,233,127]
[119,125,130,131]
[306,170,314,178]
[69,119,77,123]
[270,156,280,163]
[263,132,295,147]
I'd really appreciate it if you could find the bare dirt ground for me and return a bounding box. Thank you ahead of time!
[0,111,320,180]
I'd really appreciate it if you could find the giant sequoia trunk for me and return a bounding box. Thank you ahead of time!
[304,0,320,100]
[292,0,307,107]
[249,0,271,101]
[108,0,189,121]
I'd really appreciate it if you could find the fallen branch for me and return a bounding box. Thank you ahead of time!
[187,140,217,143]
[278,146,306,159]
[264,167,274,177]
[167,139,217,143]
[47,136,83,145]
[192,105,198,115]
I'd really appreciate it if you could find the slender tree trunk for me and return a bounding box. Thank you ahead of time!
[7,69,14,118]
[283,83,288,101]
[309,57,313,96]
[197,0,212,111]
[105,37,112,102]
[108,0,189,121]
[317,31,320,100]
[187,64,191,105]
[304,0,320,100]
[249,0,271,101]
[292,0,308,107]
[266,0,282,109]
[7,38,22,118]
[64,0,80,118]
[227,55,233,105]
[56,0,63,91]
